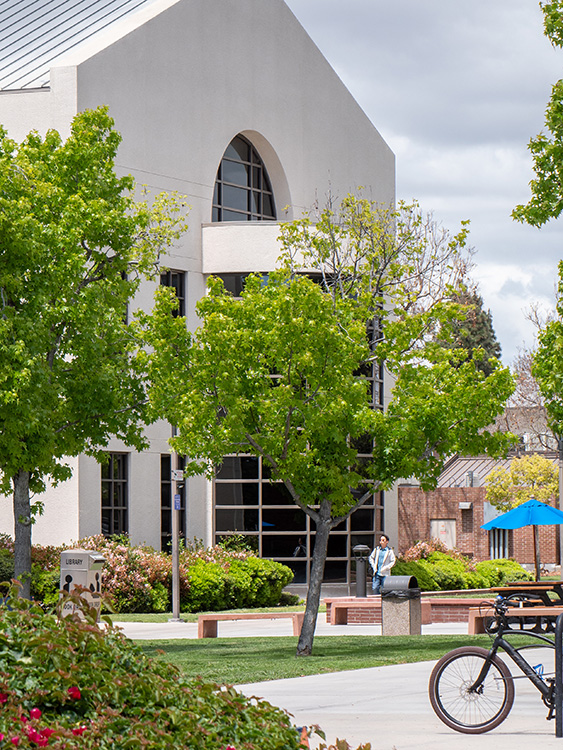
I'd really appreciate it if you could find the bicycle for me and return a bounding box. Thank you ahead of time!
[428,594,558,734]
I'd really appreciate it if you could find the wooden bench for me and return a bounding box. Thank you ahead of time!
[468,606,563,635]
[197,611,305,638]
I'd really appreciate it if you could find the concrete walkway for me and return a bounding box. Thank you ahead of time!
[115,619,563,749]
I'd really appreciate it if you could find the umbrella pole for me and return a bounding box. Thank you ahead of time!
[533,525,541,582]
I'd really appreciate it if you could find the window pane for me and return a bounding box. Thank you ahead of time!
[323,560,347,582]
[225,137,249,161]
[223,184,248,212]
[215,483,259,506]
[215,508,259,532]
[262,508,306,531]
[262,193,275,217]
[222,159,249,186]
[262,535,305,557]
[216,456,259,479]
[350,508,374,531]
[262,483,293,505]
[222,209,247,222]
[326,535,348,557]
[284,560,306,584]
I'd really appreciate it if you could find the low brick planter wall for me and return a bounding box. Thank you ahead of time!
[324,596,493,626]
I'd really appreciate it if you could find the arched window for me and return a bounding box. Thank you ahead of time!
[212,135,276,222]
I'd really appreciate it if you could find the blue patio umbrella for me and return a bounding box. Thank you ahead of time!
[482,498,563,580]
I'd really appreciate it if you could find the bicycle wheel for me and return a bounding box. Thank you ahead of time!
[429,646,514,734]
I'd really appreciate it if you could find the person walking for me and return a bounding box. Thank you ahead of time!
[369,534,396,594]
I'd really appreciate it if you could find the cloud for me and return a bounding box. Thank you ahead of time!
[285,0,563,362]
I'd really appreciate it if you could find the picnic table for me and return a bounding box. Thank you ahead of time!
[491,581,563,607]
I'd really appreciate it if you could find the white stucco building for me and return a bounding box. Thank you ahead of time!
[0,0,396,585]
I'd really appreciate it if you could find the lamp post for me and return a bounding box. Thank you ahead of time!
[352,544,371,598]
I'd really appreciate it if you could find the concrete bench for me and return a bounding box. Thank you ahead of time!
[469,606,563,635]
[197,611,305,638]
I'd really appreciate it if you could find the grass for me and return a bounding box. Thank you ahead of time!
[139,634,493,684]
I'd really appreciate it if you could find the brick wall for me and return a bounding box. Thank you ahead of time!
[398,486,559,566]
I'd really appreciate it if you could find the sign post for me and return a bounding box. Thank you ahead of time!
[169,465,184,622]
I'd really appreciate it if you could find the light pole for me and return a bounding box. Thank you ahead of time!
[169,459,184,623]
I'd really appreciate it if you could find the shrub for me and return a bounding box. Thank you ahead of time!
[0,585,308,749]
[391,559,438,591]
[475,559,534,587]
[395,542,531,591]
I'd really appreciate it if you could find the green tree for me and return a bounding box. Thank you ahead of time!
[137,196,514,656]
[0,107,187,597]
[445,290,502,376]
[486,453,558,513]
[513,0,563,226]
[486,453,558,580]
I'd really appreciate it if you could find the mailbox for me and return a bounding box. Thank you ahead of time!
[60,549,105,620]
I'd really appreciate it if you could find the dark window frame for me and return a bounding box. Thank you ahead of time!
[160,270,186,317]
[101,453,128,537]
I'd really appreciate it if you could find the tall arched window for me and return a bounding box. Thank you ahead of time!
[212,135,276,222]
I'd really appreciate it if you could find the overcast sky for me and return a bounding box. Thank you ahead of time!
[284,0,563,365]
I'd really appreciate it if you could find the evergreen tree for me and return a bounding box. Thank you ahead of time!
[446,290,502,376]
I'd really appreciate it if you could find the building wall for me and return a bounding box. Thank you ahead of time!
[398,486,559,568]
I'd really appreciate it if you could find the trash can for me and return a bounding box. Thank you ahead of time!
[59,549,105,620]
[381,575,421,635]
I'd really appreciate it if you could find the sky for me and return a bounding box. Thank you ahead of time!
[284,0,563,365]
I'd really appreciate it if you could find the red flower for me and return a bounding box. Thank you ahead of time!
[29,708,42,720]
[10,737,19,746]
[72,726,87,736]
[0,693,8,704]
[67,686,81,700]
[40,728,55,738]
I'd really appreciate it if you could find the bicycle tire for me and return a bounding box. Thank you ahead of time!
[429,646,515,734]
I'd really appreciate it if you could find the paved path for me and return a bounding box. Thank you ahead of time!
[115,619,563,749]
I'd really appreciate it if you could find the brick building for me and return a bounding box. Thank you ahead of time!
[398,452,560,570]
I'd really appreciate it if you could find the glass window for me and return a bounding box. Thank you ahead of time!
[160,270,186,318]
[213,135,276,222]
[101,453,128,537]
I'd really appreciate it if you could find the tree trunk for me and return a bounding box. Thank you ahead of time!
[296,503,331,657]
[13,471,32,599]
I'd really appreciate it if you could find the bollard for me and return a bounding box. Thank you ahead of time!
[352,545,371,598]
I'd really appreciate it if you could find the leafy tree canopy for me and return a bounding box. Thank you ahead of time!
[486,453,558,513]
[137,196,515,655]
[513,1,563,225]
[0,106,188,595]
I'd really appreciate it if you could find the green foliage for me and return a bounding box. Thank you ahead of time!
[486,453,558,511]
[391,559,439,591]
[137,195,514,655]
[10,535,293,614]
[395,543,531,591]
[442,290,502,376]
[0,585,306,749]
[0,106,188,593]
[475,559,534,587]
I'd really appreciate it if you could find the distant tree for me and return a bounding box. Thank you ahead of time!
[138,196,514,657]
[486,453,558,579]
[486,453,558,513]
[0,107,187,597]
[444,290,502,376]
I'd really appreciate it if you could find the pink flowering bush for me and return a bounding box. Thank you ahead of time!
[0,585,308,749]
[0,535,293,613]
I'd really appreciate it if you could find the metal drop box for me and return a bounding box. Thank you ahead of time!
[59,549,105,620]
[381,575,421,635]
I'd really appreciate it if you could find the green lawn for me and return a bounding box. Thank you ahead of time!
[139,634,492,684]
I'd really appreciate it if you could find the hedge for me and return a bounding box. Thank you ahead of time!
[393,540,533,591]
[0,536,294,614]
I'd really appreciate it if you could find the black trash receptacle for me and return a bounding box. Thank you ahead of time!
[380,575,421,635]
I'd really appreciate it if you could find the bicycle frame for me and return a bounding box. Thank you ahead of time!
[470,627,555,710]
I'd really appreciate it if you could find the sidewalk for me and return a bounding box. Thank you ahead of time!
[115,618,563,749]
